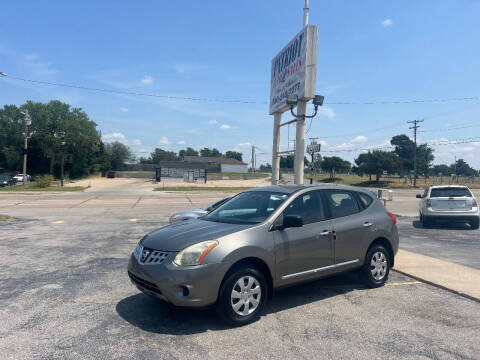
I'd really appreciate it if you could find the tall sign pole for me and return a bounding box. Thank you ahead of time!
[269,0,318,185]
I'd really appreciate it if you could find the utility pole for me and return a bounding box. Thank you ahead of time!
[22,110,32,186]
[407,119,423,187]
[251,145,255,173]
[308,137,318,184]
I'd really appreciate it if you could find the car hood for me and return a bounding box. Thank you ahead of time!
[142,219,252,251]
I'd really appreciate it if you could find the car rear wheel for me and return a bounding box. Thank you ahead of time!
[216,267,267,326]
[471,217,479,230]
[359,245,390,288]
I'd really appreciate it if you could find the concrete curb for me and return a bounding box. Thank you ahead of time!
[392,269,480,303]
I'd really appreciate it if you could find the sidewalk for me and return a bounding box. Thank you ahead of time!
[394,249,480,302]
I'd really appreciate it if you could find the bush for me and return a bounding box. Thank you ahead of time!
[35,175,54,188]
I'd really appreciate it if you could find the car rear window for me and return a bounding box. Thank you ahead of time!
[357,192,373,208]
[430,187,472,198]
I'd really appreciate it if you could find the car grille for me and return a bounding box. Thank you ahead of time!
[140,248,170,265]
[128,271,162,295]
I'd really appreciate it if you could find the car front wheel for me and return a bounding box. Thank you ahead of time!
[216,267,267,326]
[360,245,390,288]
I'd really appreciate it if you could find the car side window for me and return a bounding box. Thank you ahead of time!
[358,192,373,208]
[325,190,360,218]
[284,192,326,224]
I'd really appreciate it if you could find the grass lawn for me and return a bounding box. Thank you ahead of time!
[0,215,11,221]
[0,184,88,192]
[154,186,253,192]
[312,174,480,189]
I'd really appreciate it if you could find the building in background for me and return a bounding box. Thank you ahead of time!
[183,156,248,174]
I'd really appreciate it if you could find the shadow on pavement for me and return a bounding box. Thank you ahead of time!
[116,272,366,334]
[412,220,473,230]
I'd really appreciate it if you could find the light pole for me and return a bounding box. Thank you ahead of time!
[61,140,66,187]
[21,110,32,186]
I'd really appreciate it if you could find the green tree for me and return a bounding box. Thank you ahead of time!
[148,148,177,162]
[0,101,101,178]
[431,164,452,176]
[280,155,294,169]
[452,158,478,176]
[390,134,434,175]
[321,156,351,179]
[200,147,221,157]
[354,150,398,182]
[178,147,199,159]
[104,141,133,170]
[225,151,243,162]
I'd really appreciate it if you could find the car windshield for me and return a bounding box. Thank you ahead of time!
[205,197,231,212]
[204,191,289,224]
[430,187,472,198]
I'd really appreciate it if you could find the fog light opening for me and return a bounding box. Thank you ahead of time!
[181,286,190,297]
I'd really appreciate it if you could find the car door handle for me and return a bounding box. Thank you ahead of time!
[320,230,332,236]
[363,222,373,227]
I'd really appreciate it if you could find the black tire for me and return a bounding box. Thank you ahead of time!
[470,217,479,230]
[359,245,391,288]
[216,267,267,326]
[422,215,431,228]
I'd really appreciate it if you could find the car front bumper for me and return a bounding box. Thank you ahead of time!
[127,254,229,307]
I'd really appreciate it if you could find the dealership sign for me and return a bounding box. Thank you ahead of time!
[269,25,318,115]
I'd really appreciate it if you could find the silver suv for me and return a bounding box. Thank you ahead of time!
[128,184,399,325]
[417,185,479,229]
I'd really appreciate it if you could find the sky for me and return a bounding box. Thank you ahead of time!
[1,0,480,168]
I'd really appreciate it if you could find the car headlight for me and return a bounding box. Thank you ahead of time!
[173,240,218,266]
[2,181,6,185]
[133,243,143,261]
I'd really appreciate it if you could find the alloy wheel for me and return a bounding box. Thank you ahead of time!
[370,251,387,280]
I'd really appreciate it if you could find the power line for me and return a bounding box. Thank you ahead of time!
[1,73,480,106]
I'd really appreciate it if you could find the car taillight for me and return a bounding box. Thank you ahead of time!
[386,212,397,225]
[426,199,432,208]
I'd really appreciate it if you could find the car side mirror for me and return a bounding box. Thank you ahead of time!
[281,215,303,230]
[416,194,422,199]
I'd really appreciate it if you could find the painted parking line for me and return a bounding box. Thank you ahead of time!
[385,281,422,286]
[51,220,64,224]
[129,218,139,222]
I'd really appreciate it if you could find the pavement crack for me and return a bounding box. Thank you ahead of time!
[185,193,193,205]
[70,195,100,208]
[131,195,143,208]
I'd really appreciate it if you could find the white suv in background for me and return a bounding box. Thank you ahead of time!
[417,185,479,229]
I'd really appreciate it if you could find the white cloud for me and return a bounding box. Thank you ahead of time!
[102,132,128,144]
[381,18,393,27]
[208,119,218,124]
[120,107,128,112]
[159,136,170,145]
[131,139,142,146]
[140,75,154,85]
[237,142,252,148]
[318,107,336,119]
[220,124,232,129]
[177,140,186,145]
[351,135,368,144]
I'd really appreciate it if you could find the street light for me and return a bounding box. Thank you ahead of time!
[288,94,325,120]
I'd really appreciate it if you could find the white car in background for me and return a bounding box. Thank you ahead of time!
[169,195,233,223]
[417,185,479,229]
[13,174,32,182]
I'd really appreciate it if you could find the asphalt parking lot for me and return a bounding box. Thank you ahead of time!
[1,191,479,359]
